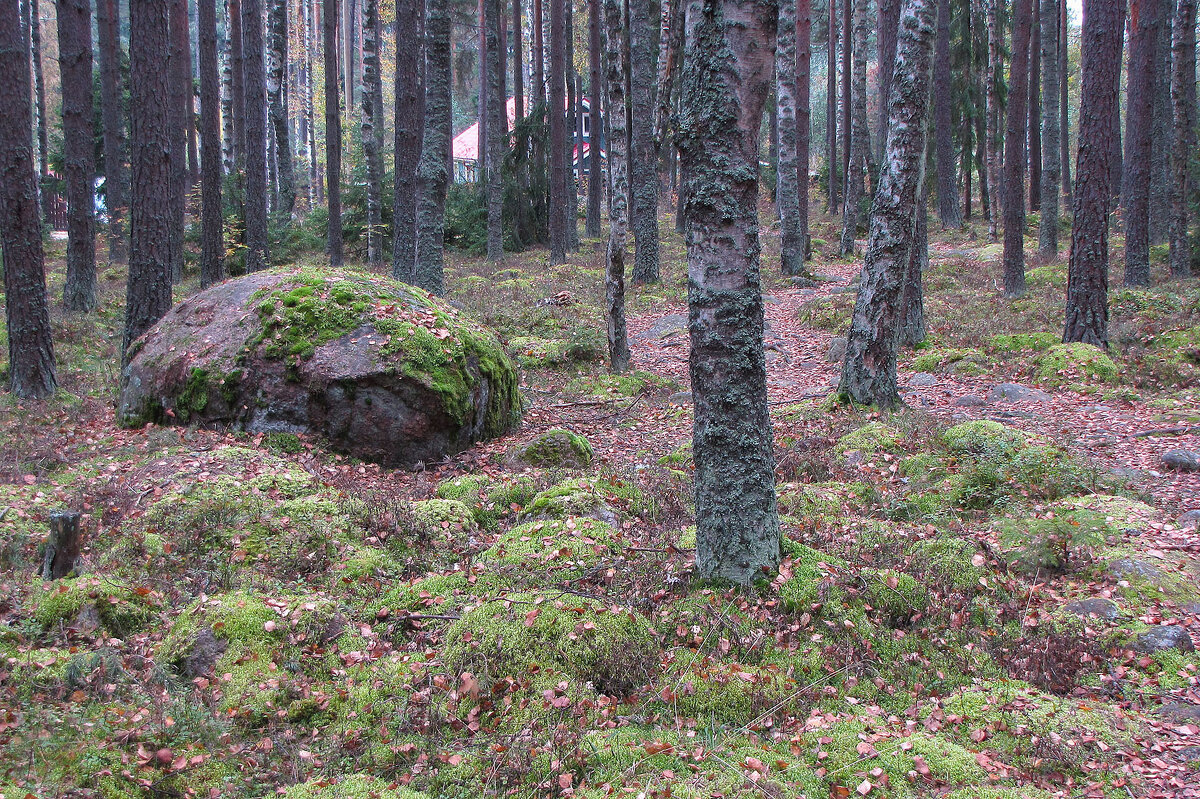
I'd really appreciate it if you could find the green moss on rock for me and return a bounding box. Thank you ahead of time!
[911,347,990,376]
[280,774,427,799]
[988,332,1059,352]
[483,517,623,568]
[835,422,902,458]
[434,473,539,529]
[514,428,594,468]
[32,577,157,638]
[411,499,477,531]
[1035,343,1120,388]
[522,476,650,521]
[942,420,1028,456]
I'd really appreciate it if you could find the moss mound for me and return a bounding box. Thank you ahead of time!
[1035,342,1120,388]
[280,774,427,799]
[942,419,1028,456]
[32,577,158,638]
[514,428,594,468]
[522,475,650,521]
[835,422,902,458]
[434,473,539,529]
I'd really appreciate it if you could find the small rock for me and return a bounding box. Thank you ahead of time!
[763,294,781,304]
[667,391,693,406]
[182,627,229,678]
[1135,625,1195,654]
[1178,509,1200,530]
[633,313,689,342]
[909,372,937,387]
[789,276,818,289]
[1182,602,1200,616]
[1108,557,1164,582]
[1111,466,1144,482]
[953,395,987,407]
[1179,746,1200,763]
[987,383,1052,403]
[1062,598,1120,621]
[1162,448,1200,472]
[827,337,848,363]
[1157,702,1200,722]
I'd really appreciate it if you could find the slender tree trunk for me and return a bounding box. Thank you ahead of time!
[839,0,936,408]
[1121,0,1160,287]
[839,0,870,254]
[392,0,423,279]
[200,0,225,289]
[827,0,839,210]
[1,0,56,398]
[628,0,659,281]
[586,0,604,238]
[1028,6,1041,211]
[1148,10,1173,243]
[1002,0,1034,296]
[484,0,505,259]
[573,72,585,242]
[1110,12,1125,204]
[360,0,383,265]
[1169,0,1197,277]
[985,0,1000,231]
[604,0,631,371]
[97,0,127,263]
[1060,0,1071,200]
[183,7,199,182]
[1064,0,1126,345]
[679,0,780,584]
[308,0,322,205]
[56,0,98,312]
[549,0,567,263]
[932,0,960,227]
[30,0,49,214]
[778,0,805,273]
[534,0,545,103]
[168,0,189,282]
[243,0,270,271]
[797,0,812,258]
[229,0,246,169]
[268,0,295,220]
[974,0,991,219]
[878,0,901,166]
[653,0,684,178]
[222,1,235,172]
[1038,0,1061,255]
[125,0,175,356]
[414,0,451,291]
[566,1,580,252]
[841,0,851,190]
[323,0,344,266]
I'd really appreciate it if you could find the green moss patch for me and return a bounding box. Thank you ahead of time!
[910,347,990,376]
[1034,343,1121,388]
[434,473,539,530]
[32,577,158,638]
[522,475,651,521]
[514,428,594,468]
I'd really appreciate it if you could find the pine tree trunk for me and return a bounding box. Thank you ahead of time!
[1110,16,1125,204]
[839,0,936,408]
[125,0,175,356]
[827,0,839,211]
[841,0,851,190]
[933,0,960,228]
[604,0,631,371]
[97,0,127,264]
[512,0,531,247]
[1064,0,1126,345]
[484,0,505,259]
[1148,12,1173,244]
[985,0,1000,230]
[200,0,225,289]
[360,0,383,265]
[56,0,98,312]
[878,0,901,166]
[1169,0,1197,277]
[586,0,604,238]
[1038,0,1061,256]
[392,0,423,279]
[778,0,805,274]
[243,0,270,271]
[1,0,56,398]
[797,0,812,258]
[566,1,580,252]
[534,0,545,103]
[414,0,451,291]
[268,0,295,221]
[678,0,780,585]
[222,1,235,172]
[168,0,190,282]
[1121,0,1160,287]
[307,0,322,206]
[229,0,246,169]
[324,0,344,266]
[183,8,199,182]
[628,0,659,282]
[549,0,567,263]
[1060,0,1071,200]
[1002,0,1034,296]
[30,0,50,215]
[961,0,975,217]
[839,0,870,254]
[1028,7,1041,211]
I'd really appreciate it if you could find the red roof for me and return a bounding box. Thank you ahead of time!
[452,97,525,162]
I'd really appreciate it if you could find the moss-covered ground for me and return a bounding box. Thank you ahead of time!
[1,207,1198,797]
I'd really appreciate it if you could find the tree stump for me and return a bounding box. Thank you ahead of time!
[41,510,82,580]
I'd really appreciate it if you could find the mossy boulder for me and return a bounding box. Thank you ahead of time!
[411,498,477,532]
[32,577,158,638]
[521,476,651,522]
[514,428,594,468]
[483,516,624,568]
[834,422,902,459]
[434,473,538,529]
[910,347,990,376]
[942,419,1027,456]
[118,268,521,466]
[1034,342,1120,388]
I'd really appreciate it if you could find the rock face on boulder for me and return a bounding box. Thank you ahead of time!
[119,268,522,466]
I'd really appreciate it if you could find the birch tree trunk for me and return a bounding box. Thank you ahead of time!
[549,0,567,263]
[1038,0,1061,256]
[361,0,384,266]
[56,0,98,312]
[414,0,451,292]
[586,0,604,238]
[604,0,630,371]
[1,0,56,398]
[31,0,50,214]
[878,0,901,166]
[839,0,936,408]
[797,0,811,258]
[1064,0,1126,345]
[1169,0,1196,277]
[777,0,805,273]
[678,0,780,584]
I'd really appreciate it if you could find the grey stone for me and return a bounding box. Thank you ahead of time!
[1135,625,1195,654]
[634,313,689,341]
[1178,510,1200,530]
[909,372,937,387]
[182,627,229,678]
[1157,702,1200,722]
[1179,746,1200,763]
[953,395,987,407]
[667,391,693,406]
[1162,448,1200,472]
[1108,558,1164,582]
[987,383,1052,403]
[789,276,818,289]
[1062,598,1120,621]
[1183,602,1200,616]
[826,337,847,363]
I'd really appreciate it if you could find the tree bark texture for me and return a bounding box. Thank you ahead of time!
[839,0,870,254]
[566,2,580,252]
[200,0,224,289]
[629,0,661,282]
[678,0,781,585]
[827,0,838,210]
[414,0,451,292]
[323,0,344,266]
[97,0,127,264]
[604,0,631,371]
[898,196,929,346]
[841,0,851,190]
[56,0,98,312]
[549,0,567,263]
[1169,0,1196,277]
[42,511,82,580]
[1002,0,1034,296]
[1039,0,1061,256]
[392,0,423,280]
[229,0,246,169]
[484,0,505,259]
[124,0,175,357]
[877,0,900,166]
[1060,0,1071,200]
[168,0,189,282]
[268,0,295,220]
[839,0,936,408]
[932,0,960,228]
[31,0,50,210]
[1148,10,1173,243]
[1121,0,1161,286]
[985,0,1000,228]
[1064,0,1126,345]
[222,0,235,172]
[1,0,56,399]
[1028,6,1042,211]
[587,0,604,238]
[777,0,805,273]
[797,0,811,258]
[359,0,384,266]
[242,0,270,271]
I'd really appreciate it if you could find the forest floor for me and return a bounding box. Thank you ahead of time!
[1,205,1199,799]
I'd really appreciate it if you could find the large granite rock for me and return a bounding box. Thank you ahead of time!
[119,268,521,466]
